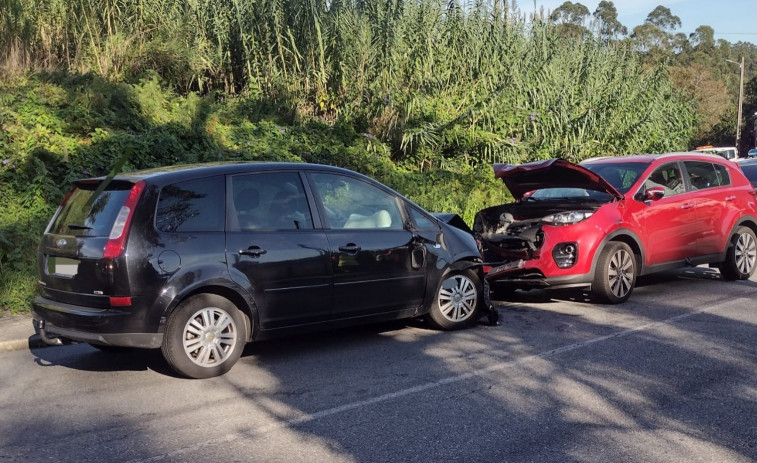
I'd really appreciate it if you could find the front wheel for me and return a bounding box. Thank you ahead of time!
[719,226,757,281]
[162,294,246,379]
[592,241,636,304]
[426,269,483,330]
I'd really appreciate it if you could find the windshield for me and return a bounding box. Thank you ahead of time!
[48,182,134,237]
[582,161,651,194]
[529,188,613,202]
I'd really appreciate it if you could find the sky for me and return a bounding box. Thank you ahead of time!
[526,0,757,45]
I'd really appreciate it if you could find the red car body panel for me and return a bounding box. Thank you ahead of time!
[477,153,757,298]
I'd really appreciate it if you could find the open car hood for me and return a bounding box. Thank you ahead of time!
[493,159,623,200]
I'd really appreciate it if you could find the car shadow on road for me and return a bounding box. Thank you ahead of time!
[494,266,757,306]
[30,343,181,377]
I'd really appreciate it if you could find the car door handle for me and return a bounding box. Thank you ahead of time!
[680,203,695,209]
[339,244,361,253]
[725,195,736,201]
[238,246,267,257]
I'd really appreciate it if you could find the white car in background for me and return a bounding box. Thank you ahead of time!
[692,146,738,161]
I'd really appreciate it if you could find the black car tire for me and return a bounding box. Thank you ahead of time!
[719,226,757,281]
[592,241,636,304]
[162,294,246,379]
[427,269,483,330]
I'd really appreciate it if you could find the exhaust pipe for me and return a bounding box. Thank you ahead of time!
[34,319,64,346]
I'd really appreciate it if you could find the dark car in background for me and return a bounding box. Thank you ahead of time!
[474,154,757,304]
[32,163,489,378]
[739,158,757,188]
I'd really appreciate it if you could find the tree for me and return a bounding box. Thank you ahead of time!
[549,1,590,25]
[742,76,757,150]
[689,25,715,50]
[549,1,591,39]
[631,23,671,55]
[631,5,682,58]
[593,1,627,39]
[669,63,730,141]
[645,6,681,32]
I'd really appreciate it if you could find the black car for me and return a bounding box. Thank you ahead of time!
[739,158,757,188]
[32,162,491,378]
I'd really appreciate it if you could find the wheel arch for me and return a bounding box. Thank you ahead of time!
[420,257,483,317]
[447,257,483,274]
[160,280,258,342]
[591,229,645,277]
[730,215,757,245]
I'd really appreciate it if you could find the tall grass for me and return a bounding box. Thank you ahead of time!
[1,0,695,166]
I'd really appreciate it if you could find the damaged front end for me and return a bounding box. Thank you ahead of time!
[473,159,623,295]
[473,201,603,280]
[474,205,543,262]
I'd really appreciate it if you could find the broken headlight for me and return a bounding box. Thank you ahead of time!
[542,211,594,226]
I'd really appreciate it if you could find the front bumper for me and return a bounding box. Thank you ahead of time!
[485,265,593,298]
[31,296,163,349]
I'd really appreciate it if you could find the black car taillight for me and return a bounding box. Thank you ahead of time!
[103,181,146,259]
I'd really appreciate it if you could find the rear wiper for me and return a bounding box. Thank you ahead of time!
[67,224,93,230]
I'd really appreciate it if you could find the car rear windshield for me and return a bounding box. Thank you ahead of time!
[48,181,135,237]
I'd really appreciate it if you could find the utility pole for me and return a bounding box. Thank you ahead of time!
[737,56,745,153]
[727,57,745,154]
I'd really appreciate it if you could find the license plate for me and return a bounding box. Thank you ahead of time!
[48,256,80,277]
[488,259,524,276]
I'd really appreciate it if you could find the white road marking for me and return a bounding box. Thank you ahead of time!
[129,297,747,462]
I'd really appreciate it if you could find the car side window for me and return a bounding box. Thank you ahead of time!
[713,163,730,186]
[408,207,438,231]
[684,161,728,190]
[310,173,403,230]
[156,176,225,233]
[230,172,313,230]
[644,163,685,196]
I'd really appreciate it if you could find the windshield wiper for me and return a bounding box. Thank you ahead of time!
[67,224,93,230]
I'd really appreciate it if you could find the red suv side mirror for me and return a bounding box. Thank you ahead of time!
[645,186,665,201]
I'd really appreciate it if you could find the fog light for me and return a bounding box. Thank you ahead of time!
[553,242,578,268]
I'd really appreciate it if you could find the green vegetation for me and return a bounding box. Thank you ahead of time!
[0,0,754,314]
[0,72,508,314]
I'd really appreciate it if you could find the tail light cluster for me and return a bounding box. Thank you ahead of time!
[103,181,145,259]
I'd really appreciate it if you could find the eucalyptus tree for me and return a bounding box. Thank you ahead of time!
[645,5,681,32]
[630,5,682,59]
[548,1,591,38]
[592,1,627,40]
[690,25,715,51]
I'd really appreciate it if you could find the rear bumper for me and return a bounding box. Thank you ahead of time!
[31,296,163,349]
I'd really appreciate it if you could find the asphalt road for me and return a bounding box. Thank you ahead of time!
[2,267,756,462]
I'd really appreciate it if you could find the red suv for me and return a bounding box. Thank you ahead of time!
[474,153,757,303]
